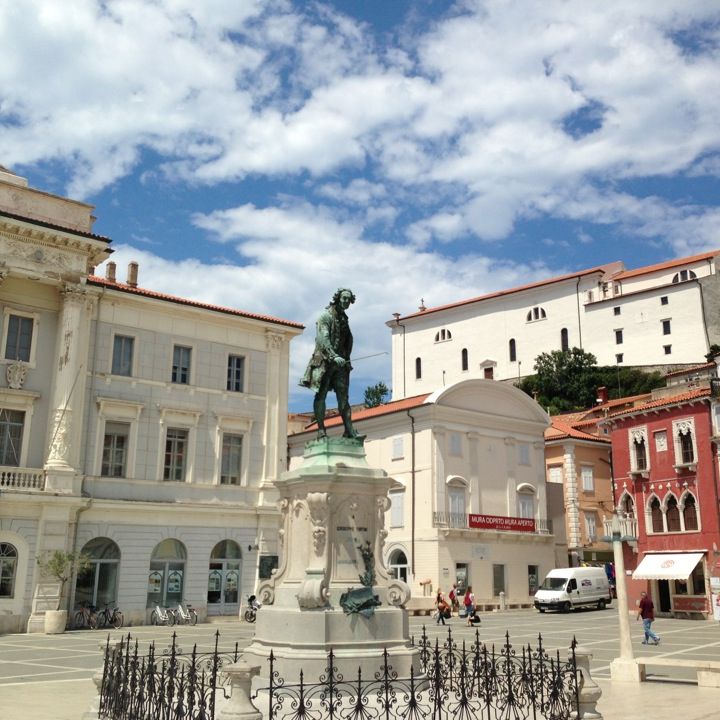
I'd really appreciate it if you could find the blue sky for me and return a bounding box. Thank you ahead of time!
[2,1,719,410]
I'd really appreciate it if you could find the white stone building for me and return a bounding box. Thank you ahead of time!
[0,169,302,633]
[288,379,556,609]
[389,251,719,400]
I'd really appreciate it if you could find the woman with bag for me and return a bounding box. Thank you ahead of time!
[464,586,475,626]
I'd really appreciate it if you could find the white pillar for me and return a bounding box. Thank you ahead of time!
[563,444,582,557]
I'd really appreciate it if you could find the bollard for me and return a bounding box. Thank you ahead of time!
[499,591,506,612]
[216,657,263,720]
[573,646,603,719]
[82,637,124,720]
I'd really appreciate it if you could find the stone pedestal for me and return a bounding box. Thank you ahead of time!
[243,437,418,682]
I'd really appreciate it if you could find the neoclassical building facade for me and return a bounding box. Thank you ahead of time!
[0,168,302,632]
[288,379,557,610]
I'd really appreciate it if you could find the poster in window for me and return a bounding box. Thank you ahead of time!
[167,570,183,594]
[148,571,162,595]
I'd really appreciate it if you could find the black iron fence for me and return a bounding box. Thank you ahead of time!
[97,627,579,720]
[257,627,578,720]
[98,631,239,720]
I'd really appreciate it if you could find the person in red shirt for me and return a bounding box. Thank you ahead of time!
[637,591,660,645]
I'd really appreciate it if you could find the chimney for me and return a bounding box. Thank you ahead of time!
[127,261,139,288]
[105,261,116,283]
[596,386,609,404]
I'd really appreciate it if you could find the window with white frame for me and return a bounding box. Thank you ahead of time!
[101,422,130,477]
[391,436,404,460]
[547,465,563,484]
[389,489,405,528]
[581,465,594,492]
[447,478,467,526]
[682,493,699,531]
[629,427,649,472]
[164,428,189,481]
[672,419,696,465]
[227,355,245,392]
[95,398,143,480]
[111,334,134,376]
[517,484,535,519]
[2,310,38,367]
[649,496,664,532]
[171,345,192,384]
[672,269,697,283]
[0,409,24,466]
[449,432,462,456]
[434,328,452,342]
[220,434,243,485]
[584,512,597,541]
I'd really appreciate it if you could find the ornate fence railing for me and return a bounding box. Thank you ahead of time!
[256,627,579,720]
[96,627,579,720]
[97,631,240,720]
[0,465,45,490]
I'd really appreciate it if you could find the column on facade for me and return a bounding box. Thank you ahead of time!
[504,436,516,516]
[467,432,480,514]
[433,426,447,521]
[45,285,95,490]
[261,331,286,486]
[563,444,582,554]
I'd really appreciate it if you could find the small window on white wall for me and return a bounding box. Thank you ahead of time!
[517,483,535,519]
[391,436,404,460]
[584,512,597,541]
[389,490,405,528]
[581,465,594,492]
[448,487,466,517]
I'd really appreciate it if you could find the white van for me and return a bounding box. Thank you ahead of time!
[534,567,612,613]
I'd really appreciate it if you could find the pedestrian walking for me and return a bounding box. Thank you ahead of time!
[435,589,449,625]
[448,584,458,616]
[637,591,660,645]
[464,586,475,626]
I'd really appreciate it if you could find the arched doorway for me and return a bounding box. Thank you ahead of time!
[75,537,120,609]
[147,539,186,608]
[388,548,409,583]
[207,540,241,615]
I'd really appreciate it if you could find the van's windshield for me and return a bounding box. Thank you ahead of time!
[540,577,567,590]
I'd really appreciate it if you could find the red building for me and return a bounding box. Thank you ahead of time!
[606,373,720,620]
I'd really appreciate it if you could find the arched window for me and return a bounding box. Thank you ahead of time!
[672,269,697,283]
[650,497,663,533]
[0,543,18,598]
[560,328,569,352]
[447,477,467,527]
[682,494,698,531]
[461,348,468,371]
[208,540,242,615]
[75,537,120,609]
[633,436,648,471]
[619,493,635,517]
[516,483,536,520]
[147,539,186,608]
[388,549,409,583]
[666,495,681,532]
[415,357,422,379]
[509,339,517,362]
[526,306,547,322]
[434,329,453,342]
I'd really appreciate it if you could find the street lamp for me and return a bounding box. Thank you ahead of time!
[608,512,639,681]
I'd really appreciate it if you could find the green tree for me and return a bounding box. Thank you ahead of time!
[363,381,390,408]
[36,550,92,610]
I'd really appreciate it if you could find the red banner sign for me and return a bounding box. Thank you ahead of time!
[468,514,536,532]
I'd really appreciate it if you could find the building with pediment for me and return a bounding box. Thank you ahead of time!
[0,168,302,632]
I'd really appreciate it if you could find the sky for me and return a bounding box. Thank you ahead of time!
[2,0,720,410]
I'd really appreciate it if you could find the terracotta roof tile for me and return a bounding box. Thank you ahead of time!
[664,362,715,378]
[545,418,610,443]
[608,387,711,419]
[296,393,432,434]
[88,276,304,329]
[614,249,718,281]
[396,263,620,321]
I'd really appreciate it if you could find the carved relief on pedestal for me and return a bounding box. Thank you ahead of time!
[47,408,72,465]
[386,580,412,607]
[6,362,27,389]
[307,492,330,555]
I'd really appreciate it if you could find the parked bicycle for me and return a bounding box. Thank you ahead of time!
[243,594,260,623]
[174,601,198,626]
[150,604,176,626]
[73,602,98,630]
[96,604,124,629]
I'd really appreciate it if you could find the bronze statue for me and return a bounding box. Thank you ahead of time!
[300,288,358,439]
